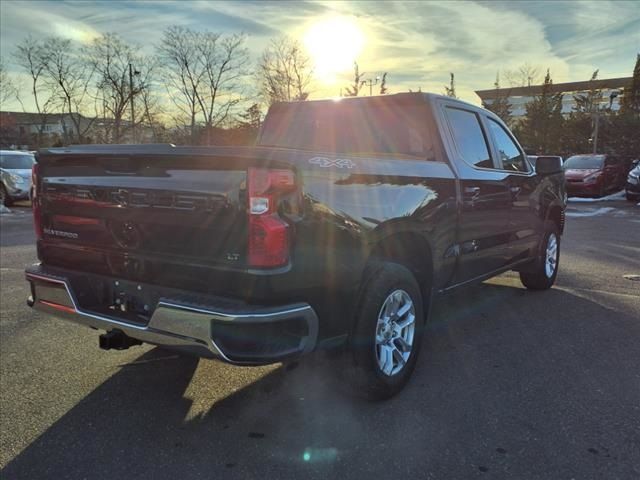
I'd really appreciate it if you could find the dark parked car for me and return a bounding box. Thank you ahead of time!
[26,93,566,399]
[0,150,35,206]
[564,154,626,197]
[626,159,640,202]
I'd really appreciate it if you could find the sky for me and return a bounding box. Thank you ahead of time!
[1,0,639,112]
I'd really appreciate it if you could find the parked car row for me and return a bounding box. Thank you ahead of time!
[0,150,35,207]
[531,153,636,199]
[3,147,637,207]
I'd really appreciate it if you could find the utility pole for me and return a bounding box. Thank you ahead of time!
[129,63,140,143]
[129,63,135,144]
[592,111,600,154]
[592,91,620,154]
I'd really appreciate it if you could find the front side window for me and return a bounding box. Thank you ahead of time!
[487,119,528,172]
[445,107,493,168]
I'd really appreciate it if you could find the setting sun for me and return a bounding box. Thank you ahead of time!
[304,16,364,84]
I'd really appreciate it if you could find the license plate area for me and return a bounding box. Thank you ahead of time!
[110,279,155,317]
[84,278,157,325]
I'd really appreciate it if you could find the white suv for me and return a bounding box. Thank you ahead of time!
[0,150,35,206]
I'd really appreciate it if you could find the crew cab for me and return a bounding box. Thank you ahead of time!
[26,93,566,399]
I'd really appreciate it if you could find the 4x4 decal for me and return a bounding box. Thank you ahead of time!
[309,157,356,169]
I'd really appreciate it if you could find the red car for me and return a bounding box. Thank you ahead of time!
[564,154,626,197]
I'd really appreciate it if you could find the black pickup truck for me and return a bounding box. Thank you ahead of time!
[26,93,566,399]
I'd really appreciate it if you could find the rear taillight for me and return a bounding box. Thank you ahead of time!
[32,163,43,240]
[247,167,295,268]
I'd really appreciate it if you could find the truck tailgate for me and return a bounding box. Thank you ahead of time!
[36,149,249,285]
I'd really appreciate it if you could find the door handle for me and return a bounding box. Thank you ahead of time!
[464,186,480,194]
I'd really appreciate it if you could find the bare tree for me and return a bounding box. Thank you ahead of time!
[13,36,57,144]
[0,57,18,108]
[258,36,312,105]
[83,33,155,143]
[42,37,95,142]
[138,85,167,142]
[159,27,249,144]
[159,26,204,142]
[504,62,541,87]
[344,62,366,97]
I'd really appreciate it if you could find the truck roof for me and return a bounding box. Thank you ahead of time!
[269,91,481,111]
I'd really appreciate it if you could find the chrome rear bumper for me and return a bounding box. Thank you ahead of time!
[26,265,319,365]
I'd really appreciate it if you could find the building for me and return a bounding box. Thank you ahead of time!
[0,111,96,147]
[475,76,632,121]
[0,112,158,147]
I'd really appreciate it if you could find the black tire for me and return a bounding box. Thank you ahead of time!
[347,261,425,400]
[520,222,560,290]
[1,185,13,207]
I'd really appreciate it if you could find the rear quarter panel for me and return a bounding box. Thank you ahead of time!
[288,155,457,337]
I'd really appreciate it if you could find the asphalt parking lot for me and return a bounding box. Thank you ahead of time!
[1,198,639,480]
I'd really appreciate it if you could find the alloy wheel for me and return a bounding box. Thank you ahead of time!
[545,233,558,278]
[375,289,416,376]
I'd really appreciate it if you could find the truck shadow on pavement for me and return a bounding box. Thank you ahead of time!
[3,282,640,479]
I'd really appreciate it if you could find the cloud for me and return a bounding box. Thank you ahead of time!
[1,0,638,111]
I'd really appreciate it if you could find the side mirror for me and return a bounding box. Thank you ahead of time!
[535,156,563,175]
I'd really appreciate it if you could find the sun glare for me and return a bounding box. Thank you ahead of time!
[304,16,364,85]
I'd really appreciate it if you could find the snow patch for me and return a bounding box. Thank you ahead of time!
[566,207,616,218]
[568,190,625,203]
[0,205,11,214]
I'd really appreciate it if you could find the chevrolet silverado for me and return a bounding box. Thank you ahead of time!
[26,93,566,399]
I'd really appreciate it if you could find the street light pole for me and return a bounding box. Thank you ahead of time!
[365,77,380,96]
[591,90,619,154]
[592,111,600,154]
[129,63,135,143]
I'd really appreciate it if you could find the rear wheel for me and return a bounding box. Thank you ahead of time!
[348,262,425,400]
[520,223,560,290]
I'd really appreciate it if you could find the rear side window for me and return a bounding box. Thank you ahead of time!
[259,101,434,159]
[487,119,528,173]
[445,107,493,169]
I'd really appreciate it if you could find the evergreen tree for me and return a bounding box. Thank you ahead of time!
[237,103,262,130]
[519,69,564,154]
[344,62,365,97]
[620,53,640,116]
[611,54,640,167]
[379,72,388,95]
[560,70,601,155]
[483,72,512,125]
[444,73,456,98]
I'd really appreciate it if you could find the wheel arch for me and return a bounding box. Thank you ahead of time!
[365,229,435,320]
[545,203,565,235]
